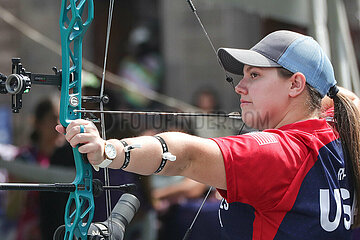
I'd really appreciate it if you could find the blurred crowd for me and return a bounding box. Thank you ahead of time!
[1,22,360,239]
[0,23,239,240]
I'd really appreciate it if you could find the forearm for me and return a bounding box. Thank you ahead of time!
[58,120,226,189]
[107,132,196,176]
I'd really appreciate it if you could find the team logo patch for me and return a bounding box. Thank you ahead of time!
[246,132,278,145]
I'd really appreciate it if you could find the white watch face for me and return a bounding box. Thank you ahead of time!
[105,143,117,160]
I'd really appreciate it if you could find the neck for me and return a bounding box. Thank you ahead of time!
[275,114,319,129]
[274,95,319,129]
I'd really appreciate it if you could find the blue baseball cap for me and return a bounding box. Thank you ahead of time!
[217,30,336,98]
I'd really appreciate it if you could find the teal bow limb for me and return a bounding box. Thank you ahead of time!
[59,0,95,239]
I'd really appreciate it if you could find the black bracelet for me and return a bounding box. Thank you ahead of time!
[120,140,130,169]
[153,136,176,174]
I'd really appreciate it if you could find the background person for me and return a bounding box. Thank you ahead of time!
[4,98,65,240]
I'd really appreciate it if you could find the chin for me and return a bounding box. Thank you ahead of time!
[242,116,259,130]
[242,111,270,130]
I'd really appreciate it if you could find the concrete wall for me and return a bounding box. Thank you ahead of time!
[161,0,261,112]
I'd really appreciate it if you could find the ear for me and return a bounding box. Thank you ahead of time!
[288,72,306,98]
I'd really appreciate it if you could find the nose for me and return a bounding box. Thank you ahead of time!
[235,78,247,95]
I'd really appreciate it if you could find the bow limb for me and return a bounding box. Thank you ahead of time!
[59,1,95,239]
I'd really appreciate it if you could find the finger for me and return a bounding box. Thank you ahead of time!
[78,141,103,155]
[55,124,66,134]
[64,126,80,143]
[66,123,99,143]
[77,143,102,172]
[68,133,96,148]
[66,119,96,134]
[67,119,93,128]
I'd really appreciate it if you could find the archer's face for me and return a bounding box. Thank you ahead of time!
[235,65,291,130]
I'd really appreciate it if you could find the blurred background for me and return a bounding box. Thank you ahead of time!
[0,0,360,239]
[0,0,359,145]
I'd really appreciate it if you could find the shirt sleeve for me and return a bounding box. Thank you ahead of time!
[211,130,308,211]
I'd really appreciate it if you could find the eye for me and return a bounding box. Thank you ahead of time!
[250,72,259,78]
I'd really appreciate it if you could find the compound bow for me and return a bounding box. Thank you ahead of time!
[0,0,128,239]
[0,0,243,239]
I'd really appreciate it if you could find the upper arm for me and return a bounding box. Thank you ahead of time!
[159,133,227,190]
[185,138,227,190]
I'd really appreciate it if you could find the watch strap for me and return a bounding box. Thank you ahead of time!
[97,158,113,168]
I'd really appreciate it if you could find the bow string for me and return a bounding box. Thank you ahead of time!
[60,0,116,238]
[0,0,243,239]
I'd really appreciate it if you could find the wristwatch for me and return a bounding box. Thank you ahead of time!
[98,142,117,168]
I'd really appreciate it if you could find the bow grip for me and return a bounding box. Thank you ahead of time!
[59,0,95,239]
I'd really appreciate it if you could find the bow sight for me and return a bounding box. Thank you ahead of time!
[0,58,62,113]
[0,58,109,114]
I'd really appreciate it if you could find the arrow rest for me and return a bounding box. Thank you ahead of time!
[81,95,110,123]
[82,95,110,104]
[82,109,101,123]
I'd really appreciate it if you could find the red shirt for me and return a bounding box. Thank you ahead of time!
[211,119,354,239]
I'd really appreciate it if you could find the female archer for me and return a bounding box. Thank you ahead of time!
[57,30,360,239]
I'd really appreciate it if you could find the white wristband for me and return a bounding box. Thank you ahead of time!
[97,159,113,168]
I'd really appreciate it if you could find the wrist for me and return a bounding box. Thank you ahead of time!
[95,139,118,170]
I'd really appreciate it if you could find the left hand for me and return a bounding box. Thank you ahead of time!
[55,119,106,167]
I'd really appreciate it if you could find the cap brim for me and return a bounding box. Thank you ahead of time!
[217,48,281,75]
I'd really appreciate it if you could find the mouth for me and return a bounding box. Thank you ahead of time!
[240,100,252,107]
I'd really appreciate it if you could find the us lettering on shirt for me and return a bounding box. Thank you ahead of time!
[320,168,356,232]
[220,198,229,211]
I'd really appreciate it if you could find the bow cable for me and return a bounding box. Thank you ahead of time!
[186,0,243,131]
[99,0,115,238]
[183,1,245,239]
[182,186,213,240]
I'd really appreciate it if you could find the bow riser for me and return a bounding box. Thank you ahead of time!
[59,0,94,239]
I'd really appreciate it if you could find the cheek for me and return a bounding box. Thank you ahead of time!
[252,81,287,109]
[243,93,277,129]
